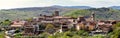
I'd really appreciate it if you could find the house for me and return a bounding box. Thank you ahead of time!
[10,11,120,36]
[11,20,27,28]
[22,11,76,35]
[75,12,96,31]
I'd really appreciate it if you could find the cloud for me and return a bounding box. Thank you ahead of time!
[69,0,120,7]
[0,0,36,9]
[0,0,120,9]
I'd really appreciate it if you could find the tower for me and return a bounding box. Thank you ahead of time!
[91,12,95,21]
[54,11,59,16]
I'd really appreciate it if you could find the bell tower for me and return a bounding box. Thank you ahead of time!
[91,12,95,21]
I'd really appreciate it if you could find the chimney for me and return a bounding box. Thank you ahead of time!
[54,11,59,16]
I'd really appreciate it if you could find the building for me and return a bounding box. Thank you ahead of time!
[10,11,120,35]
[11,20,27,28]
[22,11,76,35]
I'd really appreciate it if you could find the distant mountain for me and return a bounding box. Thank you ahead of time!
[5,5,93,11]
[109,6,120,10]
[50,5,93,9]
[64,6,92,9]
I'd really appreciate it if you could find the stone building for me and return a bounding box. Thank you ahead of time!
[10,11,119,35]
[22,11,76,35]
[11,20,27,28]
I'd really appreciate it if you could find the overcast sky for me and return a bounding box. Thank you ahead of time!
[0,0,120,9]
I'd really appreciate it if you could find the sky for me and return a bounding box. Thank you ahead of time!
[0,0,120,9]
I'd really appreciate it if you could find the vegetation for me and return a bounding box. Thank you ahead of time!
[108,22,120,38]
[45,23,55,34]
[13,22,120,38]
[63,10,91,18]
[0,7,73,21]
[14,30,101,38]
[1,7,120,21]
[1,7,120,38]
[64,8,120,20]
[38,30,104,38]
[0,31,5,38]
[0,19,11,26]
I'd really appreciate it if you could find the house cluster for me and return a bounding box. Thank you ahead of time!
[9,11,119,36]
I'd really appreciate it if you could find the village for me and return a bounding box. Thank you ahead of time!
[2,11,120,38]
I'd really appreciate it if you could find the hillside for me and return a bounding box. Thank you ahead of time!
[64,8,120,20]
[0,7,78,21]
[109,6,120,10]
[0,6,120,21]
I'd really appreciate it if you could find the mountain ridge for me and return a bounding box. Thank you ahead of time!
[1,5,120,21]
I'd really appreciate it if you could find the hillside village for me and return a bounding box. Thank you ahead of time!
[1,11,119,38]
[1,0,120,38]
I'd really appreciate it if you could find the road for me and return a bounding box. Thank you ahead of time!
[5,31,11,38]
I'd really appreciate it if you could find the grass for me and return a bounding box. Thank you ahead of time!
[0,31,5,38]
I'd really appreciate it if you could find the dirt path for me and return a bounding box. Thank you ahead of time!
[5,31,11,38]
[5,35,10,38]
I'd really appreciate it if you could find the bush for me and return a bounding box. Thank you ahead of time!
[76,30,88,36]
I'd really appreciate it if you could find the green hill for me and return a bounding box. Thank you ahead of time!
[0,7,120,21]
[63,8,120,20]
[0,7,77,21]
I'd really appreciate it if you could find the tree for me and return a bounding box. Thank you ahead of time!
[86,34,105,38]
[113,22,120,29]
[39,24,46,30]
[1,19,11,26]
[25,18,33,22]
[45,23,55,34]
[76,30,89,36]
[39,32,49,38]
[72,35,82,38]
[110,29,120,38]
[109,22,120,38]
